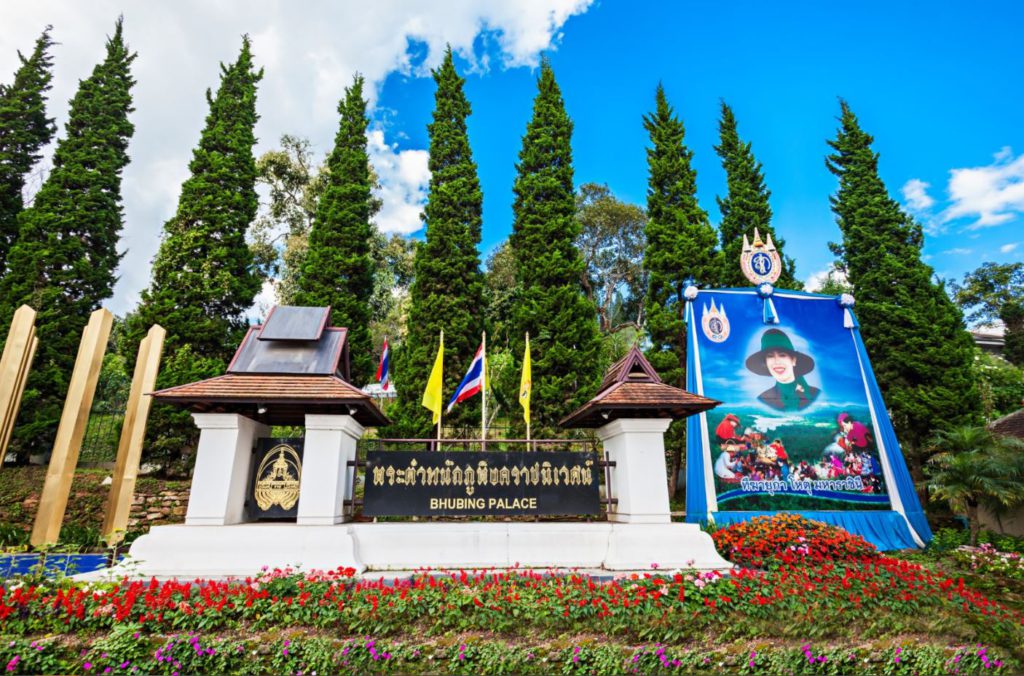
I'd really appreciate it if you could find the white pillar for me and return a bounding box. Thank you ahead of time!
[185,413,269,526]
[596,418,673,524]
[296,414,364,525]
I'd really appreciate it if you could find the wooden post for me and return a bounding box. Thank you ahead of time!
[102,325,165,542]
[0,305,37,467]
[31,308,113,546]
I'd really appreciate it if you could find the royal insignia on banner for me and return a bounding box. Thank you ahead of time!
[740,228,782,285]
[702,299,730,343]
[251,440,303,517]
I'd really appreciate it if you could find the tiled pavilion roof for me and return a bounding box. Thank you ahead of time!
[152,373,390,427]
[560,346,720,428]
[150,305,388,427]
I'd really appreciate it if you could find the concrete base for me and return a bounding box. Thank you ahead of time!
[88,522,731,579]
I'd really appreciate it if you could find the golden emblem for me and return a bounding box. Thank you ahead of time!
[254,444,302,511]
[740,228,782,285]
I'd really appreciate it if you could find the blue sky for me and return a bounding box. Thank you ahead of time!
[2,1,1020,313]
[375,0,1024,289]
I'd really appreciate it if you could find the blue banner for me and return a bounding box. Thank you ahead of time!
[685,289,930,549]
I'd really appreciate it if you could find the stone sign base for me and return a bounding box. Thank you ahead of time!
[93,522,731,579]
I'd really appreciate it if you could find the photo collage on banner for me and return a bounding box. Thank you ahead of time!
[694,291,891,512]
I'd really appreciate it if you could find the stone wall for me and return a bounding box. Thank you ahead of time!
[128,488,190,530]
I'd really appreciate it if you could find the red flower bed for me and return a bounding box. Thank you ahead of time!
[0,556,1021,642]
[712,513,879,568]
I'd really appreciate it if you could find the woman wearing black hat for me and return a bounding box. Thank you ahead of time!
[745,328,820,411]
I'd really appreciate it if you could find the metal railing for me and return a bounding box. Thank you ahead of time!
[359,437,597,454]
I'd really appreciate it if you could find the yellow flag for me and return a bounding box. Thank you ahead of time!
[519,333,531,425]
[422,332,444,424]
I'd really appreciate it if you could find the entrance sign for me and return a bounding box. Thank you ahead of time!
[684,288,932,549]
[118,304,732,578]
[363,450,600,517]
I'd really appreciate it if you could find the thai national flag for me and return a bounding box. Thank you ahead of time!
[447,343,485,412]
[376,338,390,391]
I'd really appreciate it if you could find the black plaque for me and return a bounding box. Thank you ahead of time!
[363,450,600,517]
[248,438,304,520]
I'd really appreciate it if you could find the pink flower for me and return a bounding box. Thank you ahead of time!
[6,656,19,672]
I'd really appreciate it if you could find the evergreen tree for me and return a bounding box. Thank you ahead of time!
[508,60,601,433]
[641,84,717,493]
[714,101,798,288]
[128,38,262,465]
[642,84,716,387]
[390,48,484,436]
[0,19,135,452]
[0,27,56,273]
[826,100,981,472]
[292,75,375,385]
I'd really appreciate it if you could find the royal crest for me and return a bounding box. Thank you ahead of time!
[702,299,730,343]
[740,228,782,285]
[254,444,302,511]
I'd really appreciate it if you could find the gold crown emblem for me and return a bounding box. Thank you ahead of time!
[740,228,782,285]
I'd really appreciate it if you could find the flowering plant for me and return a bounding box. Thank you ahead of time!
[711,513,879,568]
[954,544,1024,582]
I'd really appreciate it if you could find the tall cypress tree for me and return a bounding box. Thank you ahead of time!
[714,102,798,288]
[292,75,374,385]
[0,27,56,273]
[641,84,717,492]
[0,19,135,451]
[508,60,601,433]
[826,100,980,470]
[390,48,484,436]
[128,38,262,464]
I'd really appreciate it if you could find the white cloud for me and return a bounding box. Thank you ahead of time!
[1002,243,1020,253]
[804,266,848,292]
[250,280,277,321]
[901,178,934,211]
[0,0,592,314]
[941,248,973,255]
[367,129,430,235]
[942,146,1024,229]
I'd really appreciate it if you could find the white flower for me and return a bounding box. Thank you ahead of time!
[684,285,699,300]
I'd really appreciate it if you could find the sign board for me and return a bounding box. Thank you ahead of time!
[363,450,600,517]
[248,438,304,520]
[689,291,892,512]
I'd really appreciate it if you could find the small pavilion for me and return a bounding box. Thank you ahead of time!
[561,346,719,524]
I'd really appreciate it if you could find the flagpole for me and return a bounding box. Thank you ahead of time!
[481,331,487,451]
[437,331,443,446]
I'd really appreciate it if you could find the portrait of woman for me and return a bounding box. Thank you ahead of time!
[745,328,820,411]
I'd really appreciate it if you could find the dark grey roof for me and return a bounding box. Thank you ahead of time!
[258,305,330,341]
[228,326,347,376]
